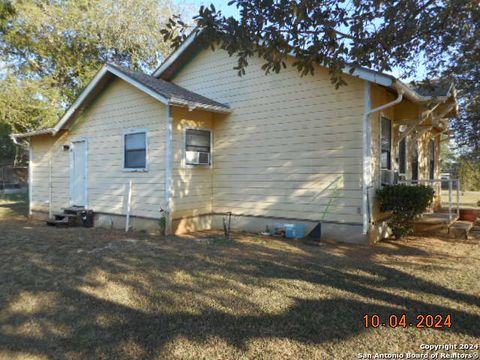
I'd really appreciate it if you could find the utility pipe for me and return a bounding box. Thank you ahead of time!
[125,180,133,232]
[49,158,53,219]
[362,85,404,235]
[9,134,19,145]
[164,105,173,235]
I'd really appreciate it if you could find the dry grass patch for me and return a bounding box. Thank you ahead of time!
[0,198,479,359]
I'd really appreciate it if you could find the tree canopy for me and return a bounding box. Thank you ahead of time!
[0,0,478,163]
[163,0,479,154]
[0,0,185,164]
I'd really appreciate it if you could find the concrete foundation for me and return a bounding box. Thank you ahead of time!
[211,214,367,244]
[32,210,368,243]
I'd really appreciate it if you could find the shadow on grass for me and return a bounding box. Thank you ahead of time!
[0,194,28,220]
[0,220,479,359]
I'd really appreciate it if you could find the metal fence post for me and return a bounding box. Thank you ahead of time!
[448,180,453,222]
[456,179,460,218]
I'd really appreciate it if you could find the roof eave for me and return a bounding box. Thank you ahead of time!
[393,80,453,104]
[52,65,111,135]
[106,65,170,105]
[152,29,202,78]
[13,62,230,140]
[169,98,231,114]
[11,128,55,141]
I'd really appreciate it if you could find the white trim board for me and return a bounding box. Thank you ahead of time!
[362,82,372,235]
[152,30,200,78]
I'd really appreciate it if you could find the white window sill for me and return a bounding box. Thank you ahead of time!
[184,164,212,169]
[122,168,149,173]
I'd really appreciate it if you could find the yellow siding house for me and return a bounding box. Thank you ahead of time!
[13,33,458,243]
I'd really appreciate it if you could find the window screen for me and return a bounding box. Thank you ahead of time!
[124,132,147,169]
[380,117,392,170]
[185,129,211,153]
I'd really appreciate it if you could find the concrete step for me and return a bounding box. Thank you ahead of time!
[470,227,480,240]
[414,212,457,235]
[62,207,87,215]
[416,212,457,225]
[54,213,78,219]
[46,218,69,226]
[448,221,473,240]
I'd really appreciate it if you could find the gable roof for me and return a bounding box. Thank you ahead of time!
[109,64,230,112]
[12,63,230,139]
[152,29,456,105]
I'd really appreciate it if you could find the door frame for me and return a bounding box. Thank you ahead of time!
[69,138,88,208]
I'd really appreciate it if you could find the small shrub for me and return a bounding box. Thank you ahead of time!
[159,208,168,236]
[377,184,435,239]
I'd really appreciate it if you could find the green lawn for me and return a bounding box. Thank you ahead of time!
[0,198,479,359]
[441,190,480,209]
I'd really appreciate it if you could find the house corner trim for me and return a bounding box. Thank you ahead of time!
[362,82,372,235]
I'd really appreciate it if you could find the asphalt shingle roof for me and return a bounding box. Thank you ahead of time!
[109,64,230,111]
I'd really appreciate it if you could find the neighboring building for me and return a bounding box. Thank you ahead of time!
[13,33,458,243]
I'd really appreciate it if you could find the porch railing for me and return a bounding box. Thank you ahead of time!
[398,178,460,223]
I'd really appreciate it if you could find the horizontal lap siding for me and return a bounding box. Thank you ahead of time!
[173,49,365,224]
[31,135,69,213]
[31,78,166,219]
[171,107,214,218]
[71,78,166,219]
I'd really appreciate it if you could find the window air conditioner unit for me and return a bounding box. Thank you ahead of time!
[381,169,399,185]
[186,151,210,165]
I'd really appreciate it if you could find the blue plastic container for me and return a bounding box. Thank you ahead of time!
[284,224,306,239]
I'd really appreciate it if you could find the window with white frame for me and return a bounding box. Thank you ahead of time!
[185,129,212,166]
[124,131,147,170]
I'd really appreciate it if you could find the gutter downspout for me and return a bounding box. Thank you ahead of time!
[362,83,404,236]
[9,134,19,145]
[165,104,174,235]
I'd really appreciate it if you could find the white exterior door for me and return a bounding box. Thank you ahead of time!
[71,140,87,207]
